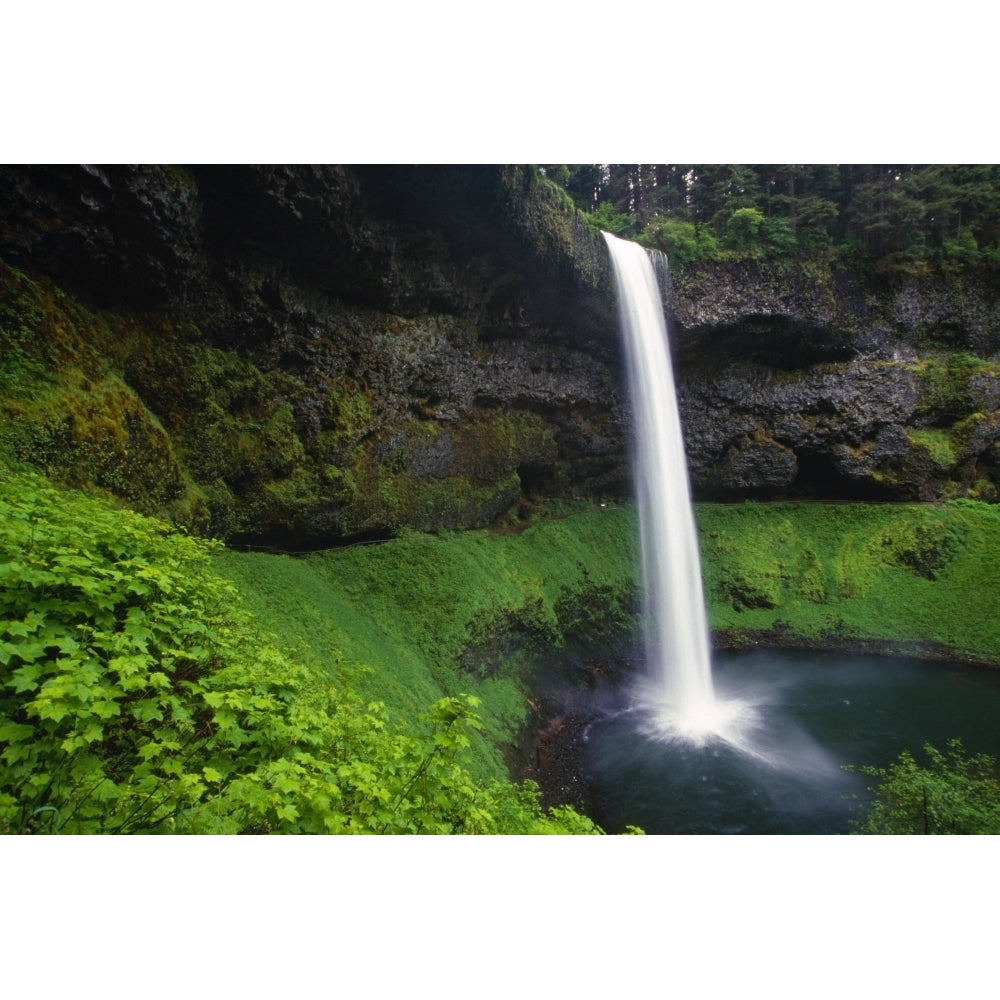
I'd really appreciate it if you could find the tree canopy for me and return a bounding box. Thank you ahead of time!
[542,164,1000,273]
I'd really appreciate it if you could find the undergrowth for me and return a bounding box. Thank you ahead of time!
[0,467,603,834]
[850,738,1000,834]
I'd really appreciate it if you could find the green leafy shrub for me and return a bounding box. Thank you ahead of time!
[719,209,800,258]
[851,739,1000,834]
[759,216,798,255]
[0,468,602,834]
[586,201,635,237]
[644,218,720,265]
[722,207,766,252]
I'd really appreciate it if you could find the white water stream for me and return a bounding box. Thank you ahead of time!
[604,232,742,741]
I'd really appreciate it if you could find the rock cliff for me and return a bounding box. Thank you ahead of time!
[2,164,999,544]
[671,259,1000,501]
[0,165,624,543]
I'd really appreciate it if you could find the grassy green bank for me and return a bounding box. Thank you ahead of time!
[698,500,1000,664]
[219,499,1000,724]
[216,499,1000,755]
[213,505,640,783]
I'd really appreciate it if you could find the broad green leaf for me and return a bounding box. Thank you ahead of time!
[275,804,300,823]
[89,700,122,720]
[9,662,44,693]
[30,698,71,724]
[0,721,34,744]
[132,699,164,723]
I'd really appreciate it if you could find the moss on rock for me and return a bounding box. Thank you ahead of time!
[0,259,574,542]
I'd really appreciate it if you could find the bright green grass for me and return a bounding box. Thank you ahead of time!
[213,507,640,782]
[698,500,1000,663]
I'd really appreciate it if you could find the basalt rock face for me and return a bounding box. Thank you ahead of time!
[3,165,1000,543]
[0,165,211,312]
[0,165,626,543]
[669,259,1000,502]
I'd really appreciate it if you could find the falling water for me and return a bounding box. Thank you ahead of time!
[603,232,724,738]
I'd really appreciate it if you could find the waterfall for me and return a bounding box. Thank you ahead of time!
[603,232,718,732]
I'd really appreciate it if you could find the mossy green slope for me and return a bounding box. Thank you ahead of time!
[214,505,640,781]
[217,499,1000,782]
[699,500,1000,663]
[214,497,1000,808]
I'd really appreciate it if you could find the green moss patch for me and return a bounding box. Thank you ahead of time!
[699,500,1000,664]
[0,259,558,541]
[911,351,1000,420]
[906,428,956,469]
[214,504,640,780]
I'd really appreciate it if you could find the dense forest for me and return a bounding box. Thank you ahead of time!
[546,164,1000,273]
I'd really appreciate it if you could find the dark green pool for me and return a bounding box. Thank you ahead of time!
[583,649,1000,834]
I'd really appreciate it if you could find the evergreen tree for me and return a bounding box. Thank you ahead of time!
[561,164,607,213]
[551,162,1000,269]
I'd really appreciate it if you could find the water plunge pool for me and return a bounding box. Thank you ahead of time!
[574,649,1000,834]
